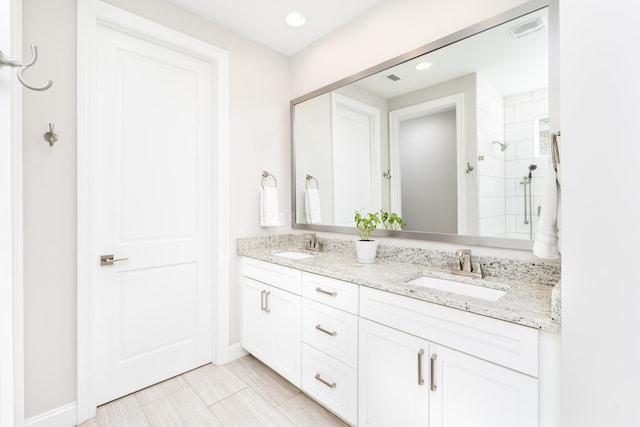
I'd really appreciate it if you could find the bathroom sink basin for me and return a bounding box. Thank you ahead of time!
[273,251,315,260]
[406,276,506,301]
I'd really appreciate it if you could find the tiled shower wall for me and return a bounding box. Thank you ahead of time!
[477,78,506,237]
[477,84,549,239]
[504,88,549,239]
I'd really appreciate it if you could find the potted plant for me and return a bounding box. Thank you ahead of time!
[380,209,406,231]
[354,209,381,264]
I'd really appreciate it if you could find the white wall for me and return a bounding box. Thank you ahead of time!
[22,0,290,419]
[1,0,22,424]
[561,0,640,425]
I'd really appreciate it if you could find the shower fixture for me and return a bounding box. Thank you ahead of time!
[521,164,537,239]
[493,140,510,152]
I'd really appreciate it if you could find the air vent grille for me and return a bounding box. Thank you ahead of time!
[386,74,401,82]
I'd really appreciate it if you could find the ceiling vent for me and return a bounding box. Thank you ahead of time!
[510,17,546,39]
[386,74,401,82]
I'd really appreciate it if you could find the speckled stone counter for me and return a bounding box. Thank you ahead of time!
[237,234,561,333]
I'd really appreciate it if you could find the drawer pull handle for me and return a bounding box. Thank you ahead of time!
[430,353,438,391]
[264,291,271,313]
[315,287,337,297]
[260,290,266,311]
[315,373,336,389]
[418,349,425,386]
[315,324,337,336]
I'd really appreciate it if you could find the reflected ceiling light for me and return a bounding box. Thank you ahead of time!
[415,61,432,71]
[286,12,306,27]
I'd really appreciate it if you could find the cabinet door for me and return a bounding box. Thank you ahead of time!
[359,319,429,427]
[429,344,538,427]
[267,286,302,387]
[241,277,270,363]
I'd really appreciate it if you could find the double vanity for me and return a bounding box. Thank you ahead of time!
[237,234,560,427]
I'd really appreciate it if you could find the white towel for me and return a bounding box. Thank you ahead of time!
[260,187,280,227]
[305,189,322,224]
[533,164,561,259]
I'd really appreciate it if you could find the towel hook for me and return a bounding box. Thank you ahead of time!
[43,123,58,147]
[0,45,53,91]
[261,171,277,190]
[305,175,319,190]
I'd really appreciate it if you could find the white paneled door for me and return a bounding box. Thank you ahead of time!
[93,23,214,405]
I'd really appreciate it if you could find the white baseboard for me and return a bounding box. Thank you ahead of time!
[227,342,248,362]
[25,402,76,427]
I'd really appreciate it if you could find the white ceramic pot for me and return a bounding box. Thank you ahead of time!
[355,239,378,264]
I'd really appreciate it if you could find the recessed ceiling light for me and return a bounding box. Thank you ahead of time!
[415,61,432,71]
[286,12,306,27]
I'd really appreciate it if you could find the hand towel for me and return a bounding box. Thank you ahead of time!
[260,187,280,227]
[533,164,561,259]
[305,188,322,224]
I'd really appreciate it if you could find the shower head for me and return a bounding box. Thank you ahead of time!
[528,164,537,178]
[493,140,510,152]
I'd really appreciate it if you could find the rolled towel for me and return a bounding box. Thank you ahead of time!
[305,188,322,224]
[533,165,560,259]
[260,187,280,227]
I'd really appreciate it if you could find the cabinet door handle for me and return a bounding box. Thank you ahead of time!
[260,290,266,311]
[315,373,336,389]
[315,287,337,297]
[418,349,425,386]
[264,291,271,313]
[430,353,438,392]
[315,324,337,336]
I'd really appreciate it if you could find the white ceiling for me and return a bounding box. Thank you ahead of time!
[167,0,385,55]
[353,8,549,99]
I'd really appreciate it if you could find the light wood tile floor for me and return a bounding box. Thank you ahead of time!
[77,355,349,427]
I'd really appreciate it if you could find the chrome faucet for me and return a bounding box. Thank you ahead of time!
[302,233,320,251]
[452,249,484,278]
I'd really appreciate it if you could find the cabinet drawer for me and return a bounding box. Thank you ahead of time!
[302,344,357,426]
[360,287,539,376]
[302,272,358,314]
[302,299,358,368]
[242,257,302,295]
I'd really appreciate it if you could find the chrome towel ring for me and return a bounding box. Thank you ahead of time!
[305,175,319,190]
[261,171,277,189]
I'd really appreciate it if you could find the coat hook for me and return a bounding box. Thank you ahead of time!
[466,162,474,174]
[43,123,58,147]
[0,45,53,91]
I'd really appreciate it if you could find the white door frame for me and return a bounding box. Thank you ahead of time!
[76,1,230,422]
[388,93,466,233]
[0,0,24,425]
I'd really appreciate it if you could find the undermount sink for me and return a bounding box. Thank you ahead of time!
[406,276,506,301]
[273,251,315,260]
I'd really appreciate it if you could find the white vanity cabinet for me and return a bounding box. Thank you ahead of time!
[359,286,540,427]
[241,258,302,387]
[359,318,429,427]
[240,256,558,427]
[300,273,359,426]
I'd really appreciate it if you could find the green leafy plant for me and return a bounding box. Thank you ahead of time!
[380,209,406,231]
[354,209,381,241]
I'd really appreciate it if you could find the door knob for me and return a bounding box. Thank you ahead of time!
[100,254,129,266]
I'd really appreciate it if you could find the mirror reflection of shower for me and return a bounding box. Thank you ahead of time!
[493,140,510,152]
[520,164,537,239]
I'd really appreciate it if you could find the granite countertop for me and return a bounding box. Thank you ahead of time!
[237,237,561,333]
